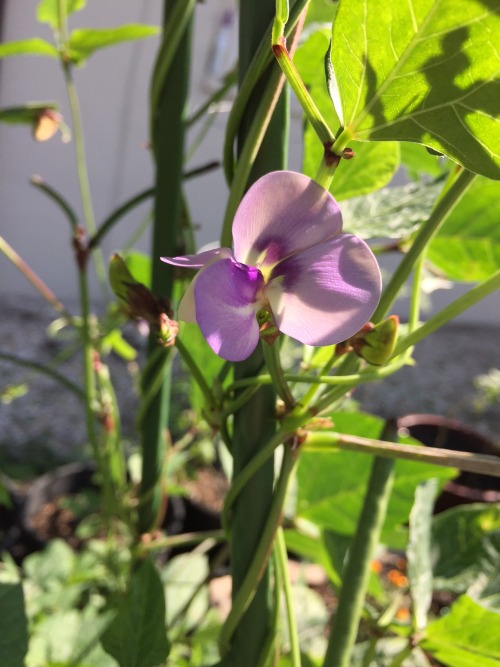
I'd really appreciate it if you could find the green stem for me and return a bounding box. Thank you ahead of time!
[139,1,192,533]
[373,168,475,322]
[175,335,214,406]
[186,68,237,127]
[323,427,396,667]
[30,175,78,229]
[304,430,500,478]
[89,187,154,250]
[272,37,334,148]
[409,255,424,331]
[219,444,298,657]
[0,352,85,400]
[275,527,301,667]
[261,341,295,410]
[393,268,500,357]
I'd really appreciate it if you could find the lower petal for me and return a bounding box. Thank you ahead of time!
[194,258,264,362]
[266,235,381,345]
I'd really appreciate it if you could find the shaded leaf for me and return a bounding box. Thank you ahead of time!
[431,504,500,596]
[329,0,500,179]
[162,553,209,631]
[0,38,58,59]
[422,595,500,667]
[68,25,159,64]
[427,176,500,281]
[37,0,86,28]
[101,559,170,667]
[0,578,28,667]
[296,29,400,201]
[407,478,438,630]
[296,412,455,548]
[400,142,451,181]
[341,179,443,239]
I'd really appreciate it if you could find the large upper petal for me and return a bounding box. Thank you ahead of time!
[194,258,265,362]
[265,234,382,346]
[233,171,343,269]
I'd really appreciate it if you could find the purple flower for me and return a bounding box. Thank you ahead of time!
[162,171,382,362]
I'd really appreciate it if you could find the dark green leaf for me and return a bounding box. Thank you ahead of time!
[0,38,58,58]
[422,595,500,667]
[37,0,86,28]
[0,578,28,667]
[431,504,500,597]
[341,179,443,239]
[428,177,500,281]
[296,29,400,200]
[408,478,438,630]
[329,0,500,179]
[101,559,170,667]
[68,25,159,64]
[400,142,452,181]
[304,0,339,28]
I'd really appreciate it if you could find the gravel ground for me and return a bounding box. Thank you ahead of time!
[1,295,499,466]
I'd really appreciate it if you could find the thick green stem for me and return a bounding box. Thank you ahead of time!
[275,527,302,667]
[323,427,396,667]
[373,168,475,323]
[222,2,292,664]
[139,1,192,533]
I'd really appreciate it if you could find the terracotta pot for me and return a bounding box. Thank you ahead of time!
[397,414,500,512]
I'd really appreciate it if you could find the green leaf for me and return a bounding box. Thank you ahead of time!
[122,251,151,289]
[0,38,58,58]
[305,0,339,28]
[400,142,451,181]
[407,478,438,630]
[341,179,443,239]
[431,504,500,597]
[329,0,500,179]
[37,0,86,28]
[296,30,400,200]
[422,595,500,667]
[0,579,28,667]
[68,25,159,64]
[296,412,455,548]
[101,559,170,667]
[427,177,500,281]
[162,553,209,631]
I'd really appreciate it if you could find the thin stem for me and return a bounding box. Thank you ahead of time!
[408,255,424,331]
[393,268,500,358]
[0,235,71,321]
[89,187,154,250]
[304,431,500,478]
[139,529,225,553]
[186,68,237,127]
[219,444,298,657]
[323,425,397,667]
[275,528,302,667]
[0,352,85,401]
[30,175,79,229]
[261,341,295,410]
[176,336,214,406]
[272,37,334,147]
[373,168,475,322]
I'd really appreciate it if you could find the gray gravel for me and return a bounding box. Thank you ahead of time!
[1,295,499,466]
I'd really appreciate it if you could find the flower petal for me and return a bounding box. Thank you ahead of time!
[266,234,381,345]
[161,247,232,268]
[233,171,343,269]
[194,258,264,361]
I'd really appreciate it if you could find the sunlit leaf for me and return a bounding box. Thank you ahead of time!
[296,29,400,200]
[329,0,500,179]
[0,38,58,58]
[68,25,160,64]
[37,0,86,28]
[422,595,500,666]
[427,176,500,281]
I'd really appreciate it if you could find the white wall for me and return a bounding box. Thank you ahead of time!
[1,1,498,325]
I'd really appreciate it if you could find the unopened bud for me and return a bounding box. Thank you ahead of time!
[33,109,63,142]
[350,315,399,366]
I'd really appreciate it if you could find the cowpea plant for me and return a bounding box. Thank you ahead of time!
[0,0,500,666]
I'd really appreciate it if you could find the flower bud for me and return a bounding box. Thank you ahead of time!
[350,315,399,366]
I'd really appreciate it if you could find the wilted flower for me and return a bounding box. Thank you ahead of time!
[162,171,381,362]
